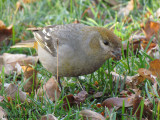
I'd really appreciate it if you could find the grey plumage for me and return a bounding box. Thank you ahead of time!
[30,24,121,77]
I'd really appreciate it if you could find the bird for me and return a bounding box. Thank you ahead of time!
[16,23,122,88]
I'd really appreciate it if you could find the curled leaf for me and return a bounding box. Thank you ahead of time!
[80,109,105,120]
[4,84,28,102]
[41,114,58,120]
[36,77,61,102]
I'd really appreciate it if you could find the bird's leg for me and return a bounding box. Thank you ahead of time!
[57,76,62,90]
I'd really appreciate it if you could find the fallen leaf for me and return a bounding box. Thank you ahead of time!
[0,53,38,75]
[140,39,158,53]
[36,77,61,102]
[4,84,28,102]
[93,92,103,98]
[104,0,119,6]
[0,83,10,91]
[102,97,133,109]
[149,59,160,78]
[0,106,7,120]
[118,0,140,17]
[96,103,102,108]
[127,28,149,50]
[81,2,105,20]
[11,38,38,50]
[15,1,23,14]
[3,53,38,66]
[63,90,88,110]
[105,71,140,88]
[41,114,58,120]
[62,94,75,110]
[74,90,88,103]
[138,68,156,83]
[21,65,39,93]
[80,109,105,120]
[120,89,141,98]
[122,16,133,23]
[141,20,160,41]
[72,19,80,24]
[94,81,98,86]
[102,96,133,116]
[131,74,145,85]
[0,20,12,48]
[132,95,152,119]
[0,20,6,29]
[144,11,152,19]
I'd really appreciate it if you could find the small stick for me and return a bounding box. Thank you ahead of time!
[57,39,59,82]
[56,39,62,89]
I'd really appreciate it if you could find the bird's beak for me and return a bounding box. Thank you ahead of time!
[111,48,121,60]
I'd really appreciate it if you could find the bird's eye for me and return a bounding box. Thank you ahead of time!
[103,40,109,45]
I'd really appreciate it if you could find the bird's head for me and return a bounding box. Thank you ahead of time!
[87,26,121,60]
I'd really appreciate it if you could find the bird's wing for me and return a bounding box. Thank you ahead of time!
[28,25,58,56]
[28,24,86,56]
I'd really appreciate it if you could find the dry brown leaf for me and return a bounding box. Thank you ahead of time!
[131,74,145,85]
[11,38,38,50]
[104,0,119,6]
[62,94,75,110]
[128,34,145,48]
[63,90,88,110]
[134,60,160,86]
[139,20,160,58]
[149,59,160,78]
[120,89,141,98]
[41,114,58,120]
[0,106,7,120]
[81,7,94,19]
[122,16,133,23]
[36,77,61,102]
[80,109,105,120]
[15,1,23,14]
[0,53,38,75]
[140,39,160,59]
[21,65,39,93]
[141,20,160,41]
[105,71,140,88]
[102,97,133,109]
[0,20,6,29]
[4,84,28,102]
[74,90,88,103]
[93,92,103,98]
[140,39,157,52]
[132,95,152,119]
[118,0,140,17]
[15,0,39,15]
[81,2,105,20]
[144,11,152,18]
[0,20,12,48]
[72,20,80,24]
[102,96,133,117]
[138,68,156,82]
[3,53,38,66]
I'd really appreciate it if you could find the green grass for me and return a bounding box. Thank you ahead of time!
[0,0,160,119]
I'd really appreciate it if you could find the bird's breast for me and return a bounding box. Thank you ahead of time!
[38,44,105,77]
